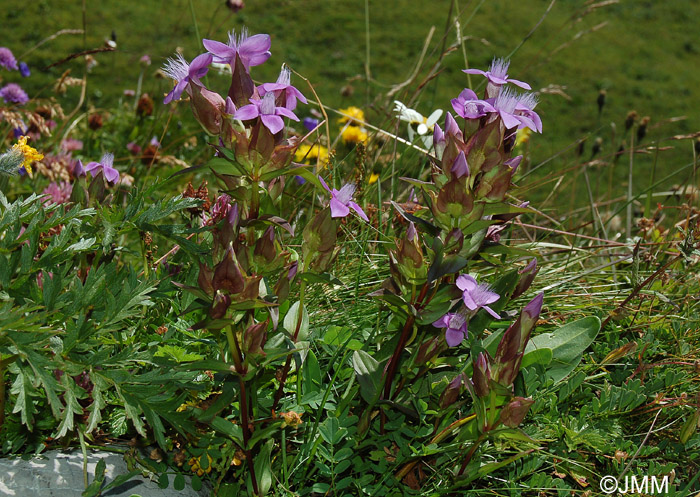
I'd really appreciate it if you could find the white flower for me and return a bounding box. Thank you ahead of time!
[394,100,443,149]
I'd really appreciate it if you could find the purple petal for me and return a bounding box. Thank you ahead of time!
[246,52,272,67]
[432,315,449,328]
[445,328,465,347]
[499,110,521,130]
[458,88,479,101]
[329,197,350,218]
[462,292,478,311]
[84,161,101,173]
[103,165,120,184]
[239,34,272,56]
[261,114,284,134]
[463,68,487,76]
[452,151,470,178]
[276,107,299,121]
[233,104,260,121]
[317,175,332,193]
[348,201,369,222]
[164,79,188,104]
[203,39,236,61]
[188,53,213,82]
[508,78,531,90]
[456,274,477,292]
[483,305,501,320]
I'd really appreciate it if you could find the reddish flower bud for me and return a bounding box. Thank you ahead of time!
[209,291,231,319]
[212,245,245,294]
[512,258,538,300]
[499,396,534,428]
[472,352,492,398]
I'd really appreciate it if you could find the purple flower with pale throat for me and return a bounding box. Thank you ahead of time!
[203,28,271,71]
[162,52,212,104]
[464,58,531,98]
[258,65,307,110]
[318,176,369,222]
[85,153,120,184]
[456,274,500,319]
[234,93,299,134]
[0,48,18,71]
[514,93,542,133]
[433,313,468,347]
[451,88,495,120]
[0,83,29,105]
[488,88,526,130]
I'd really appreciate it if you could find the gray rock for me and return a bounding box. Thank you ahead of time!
[0,449,210,497]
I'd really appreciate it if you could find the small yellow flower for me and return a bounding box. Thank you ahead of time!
[188,454,213,477]
[294,143,329,168]
[340,126,368,144]
[369,173,379,184]
[515,128,531,148]
[12,136,43,178]
[337,106,365,125]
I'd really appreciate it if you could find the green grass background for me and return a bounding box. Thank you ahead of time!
[3,0,700,198]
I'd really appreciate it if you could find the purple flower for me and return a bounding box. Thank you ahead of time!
[303,117,320,131]
[488,88,524,130]
[0,47,18,70]
[456,274,500,319]
[126,142,142,156]
[451,88,495,120]
[225,96,236,115]
[451,150,470,178]
[19,62,30,78]
[162,52,212,104]
[504,155,522,172]
[258,65,307,110]
[42,181,73,205]
[203,28,271,71]
[85,153,120,184]
[140,54,151,66]
[0,83,29,105]
[433,313,468,347]
[444,112,462,139]
[463,58,531,96]
[234,93,299,134]
[318,176,369,222]
[514,93,542,133]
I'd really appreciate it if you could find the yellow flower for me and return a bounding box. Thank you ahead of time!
[337,106,365,125]
[515,128,531,148]
[294,143,329,168]
[340,126,368,144]
[369,173,379,184]
[188,454,213,477]
[12,136,43,178]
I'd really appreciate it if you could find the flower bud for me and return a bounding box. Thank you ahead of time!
[198,263,214,296]
[212,245,245,294]
[439,373,466,408]
[302,208,337,268]
[189,84,226,135]
[244,320,268,356]
[499,396,534,428]
[511,258,538,300]
[472,352,492,398]
[209,291,231,319]
[392,222,427,285]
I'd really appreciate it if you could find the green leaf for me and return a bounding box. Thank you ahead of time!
[521,347,553,369]
[82,459,106,497]
[526,316,601,383]
[319,416,347,445]
[173,473,185,491]
[254,440,273,495]
[352,350,382,403]
[283,301,309,340]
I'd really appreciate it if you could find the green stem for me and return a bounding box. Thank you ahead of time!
[239,377,259,496]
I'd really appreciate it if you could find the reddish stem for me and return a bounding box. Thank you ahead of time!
[239,377,259,496]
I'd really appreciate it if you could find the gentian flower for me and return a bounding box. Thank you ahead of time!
[443,112,462,139]
[258,65,307,110]
[0,47,18,70]
[318,176,369,221]
[19,62,30,77]
[394,100,443,149]
[233,93,299,134]
[203,28,271,71]
[303,117,320,131]
[514,92,542,133]
[162,52,212,104]
[451,88,495,120]
[73,159,86,177]
[463,58,531,97]
[433,312,468,347]
[85,152,120,184]
[488,88,525,130]
[456,274,500,319]
[0,83,29,105]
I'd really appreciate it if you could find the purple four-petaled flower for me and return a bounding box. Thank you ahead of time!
[433,313,469,347]
[203,28,271,71]
[456,274,500,319]
[233,93,299,134]
[85,153,120,184]
[258,66,307,111]
[162,52,212,104]
[318,176,369,222]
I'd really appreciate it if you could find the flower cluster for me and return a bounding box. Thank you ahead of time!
[337,106,368,144]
